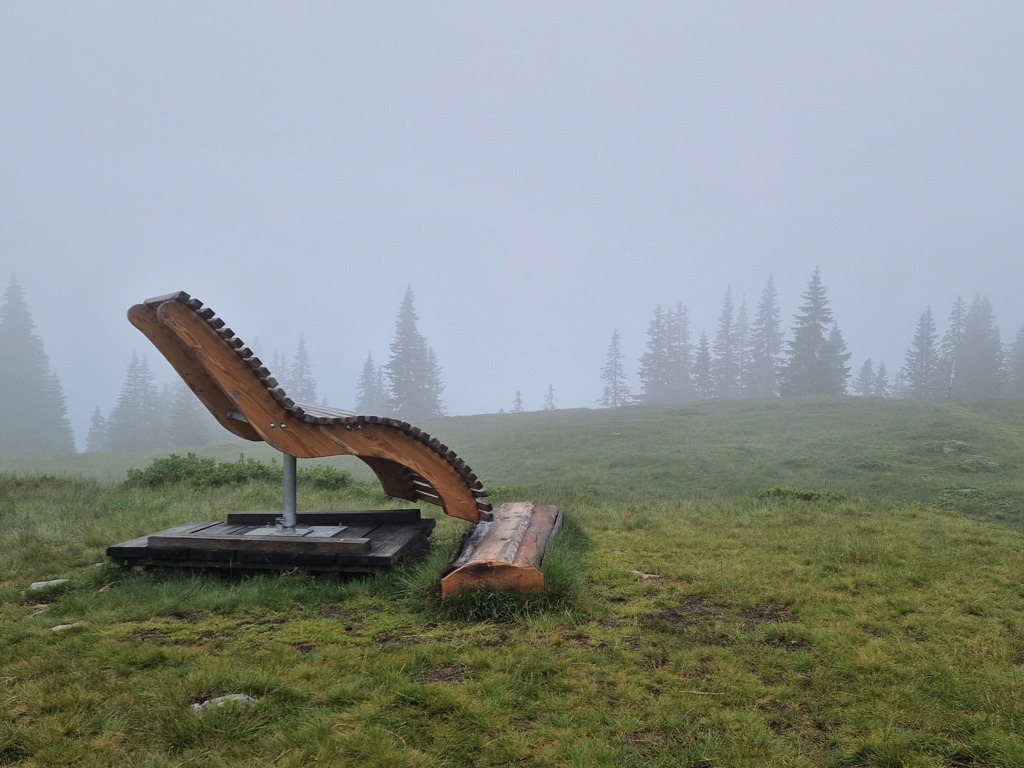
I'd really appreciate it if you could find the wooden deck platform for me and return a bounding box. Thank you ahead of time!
[107,509,434,574]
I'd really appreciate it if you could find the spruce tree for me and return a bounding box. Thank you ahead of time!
[665,304,695,402]
[0,275,75,456]
[951,295,1004,401]
[711,286,741,399]
[599,329,631,408]
[827,324,852,393]
[853,359,874,396]
[780,270,848,396]
[289,336,318,403]
[355,352,390,413]
[693,331,713,400]
[637,306,670,403]
[939,296,967,398]
[904,306,942,400]
[85,407,109,453]
[747,275,783,398]
[106,352,163,451]
[512,391,524,412]
[384,286,445,419]
[166,381,215,447]
[1008,325,1024,399]
[735,297,751,396]
[543,384,557,411]
[873,362,890,398]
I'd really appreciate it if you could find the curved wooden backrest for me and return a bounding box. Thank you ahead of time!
[128,292,491,523]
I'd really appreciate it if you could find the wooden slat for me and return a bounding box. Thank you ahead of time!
[225,509,422,526]
[147,531,372,555]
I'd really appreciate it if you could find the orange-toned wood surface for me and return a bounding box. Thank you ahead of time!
[440,502,563,596]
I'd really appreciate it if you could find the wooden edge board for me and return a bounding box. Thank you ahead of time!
[147,533,372,554]
[225,509,423,525]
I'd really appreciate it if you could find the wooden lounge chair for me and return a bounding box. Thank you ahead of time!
[128,291,492,524]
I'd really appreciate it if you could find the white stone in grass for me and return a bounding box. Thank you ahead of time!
[51,622,83,633]
[28,579,68,591]
[192,694,256,713]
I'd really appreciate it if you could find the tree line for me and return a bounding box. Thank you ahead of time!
[2,270,1024,457]
[600,269,1024,407]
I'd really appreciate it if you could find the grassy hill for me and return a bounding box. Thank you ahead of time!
[5,396,1024,524]
[2,397,1023,766]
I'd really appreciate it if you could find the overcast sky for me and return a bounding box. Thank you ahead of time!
[2,2,1022,444]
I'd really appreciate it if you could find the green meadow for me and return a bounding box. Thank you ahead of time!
[2,397,1024,767]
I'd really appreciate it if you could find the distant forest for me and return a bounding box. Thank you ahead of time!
[599,269,1022,408]
[1,270,1022,456]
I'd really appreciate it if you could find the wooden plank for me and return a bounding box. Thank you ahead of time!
[237,550,337,566]
[105,521,222,559]
[225,509,422,526]
[148,531,372,555]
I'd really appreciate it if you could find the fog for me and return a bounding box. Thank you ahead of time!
[2,2,1022,445]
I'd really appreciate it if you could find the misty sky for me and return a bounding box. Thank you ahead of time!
[2,2,1023,445]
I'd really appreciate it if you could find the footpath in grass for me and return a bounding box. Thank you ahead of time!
[2,471,1024,767]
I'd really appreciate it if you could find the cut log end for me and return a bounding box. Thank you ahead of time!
[440,502,563,597]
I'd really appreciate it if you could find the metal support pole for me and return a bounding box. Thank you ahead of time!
[279,454,298,532]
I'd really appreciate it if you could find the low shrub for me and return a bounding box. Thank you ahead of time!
[755,486,847,503]
[124,453,353,490]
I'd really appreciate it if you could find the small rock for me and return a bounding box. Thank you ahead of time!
[28,579,68,591]
[192,694,256,713]
[51,622,83,633]
[630,570,663,580]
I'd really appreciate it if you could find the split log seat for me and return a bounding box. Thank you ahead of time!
[441,502,564,596]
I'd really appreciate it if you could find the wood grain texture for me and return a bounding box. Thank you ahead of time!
[440,502,564,597]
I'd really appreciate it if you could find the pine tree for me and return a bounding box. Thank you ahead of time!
[711,286,741,399]
[599,330,631,408]
[0,275,75,456]
[543,384,557,411]
[950,295,1004,401]
[873,362,890,397]
[693,331,713,400]
[637,306,670,404]
[781,270,849,396]
[665,304,695,402]
[939,296,967,398]
[355,352,390,413]
[384,286,445,419]
[289,336,318,403]
[735,297,751,396]
[166,381,215,447]
[853,359,874,396]
[747,275,784,398]
[512,391,524,412]
[904,306,942,400]
[1008,325,1024,399]
[85,407,109,453]
[827,324,852,393]
[106,352,163,451]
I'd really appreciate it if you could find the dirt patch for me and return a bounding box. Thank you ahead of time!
[169,612,204,624]
[290,643,316,654]
[646,594,724,629]
[420,664,469,684]
[375,633,421,647]
[740,601,796,628]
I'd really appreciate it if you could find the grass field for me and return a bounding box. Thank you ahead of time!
[2,397,1024,766]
